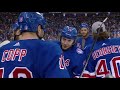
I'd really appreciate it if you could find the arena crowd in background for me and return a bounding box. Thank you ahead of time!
[0,12,120,42]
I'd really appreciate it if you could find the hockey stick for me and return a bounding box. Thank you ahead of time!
[79,17,108,78]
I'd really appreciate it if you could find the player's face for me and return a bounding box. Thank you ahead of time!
[80,28,89,37]
[61,37,74,50]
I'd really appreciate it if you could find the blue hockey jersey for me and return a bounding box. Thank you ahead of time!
[0,39,70,78]
[76,36,93,50]
[54,41,84,78]
[81,38,120,78]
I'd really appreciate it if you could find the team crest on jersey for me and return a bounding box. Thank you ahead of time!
[59,55,66,70]
[65,59,70,67]
[76,48,83,54]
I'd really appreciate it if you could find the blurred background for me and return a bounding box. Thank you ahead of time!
[0,12,119,42]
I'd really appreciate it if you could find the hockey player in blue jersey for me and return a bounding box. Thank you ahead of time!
[53,26,85,78]
[0,12,70,78]
[77,23,93,50]
[81,21,120,78]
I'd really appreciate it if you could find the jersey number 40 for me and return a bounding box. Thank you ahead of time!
[96,56,120,78]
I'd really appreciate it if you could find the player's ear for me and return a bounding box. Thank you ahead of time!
[37,25,43,32]
[14,29,21,36]
[37,25,44,37]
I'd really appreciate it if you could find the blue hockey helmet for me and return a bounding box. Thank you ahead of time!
[80,23,89,29]
[18,12,46,32]
[12,21,19,31]
[61,26,77,40]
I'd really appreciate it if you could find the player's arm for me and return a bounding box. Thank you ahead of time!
[80,47,96,78]
[82,61,96,78]
[70,49,84,78]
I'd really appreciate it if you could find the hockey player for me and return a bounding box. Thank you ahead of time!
[0,12,70,78]
[81,21,120,78]
[54,26,85,78]
[77,23,93,50]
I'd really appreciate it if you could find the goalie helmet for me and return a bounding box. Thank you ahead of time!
[92,21,106,33]
[18,12,46,32]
